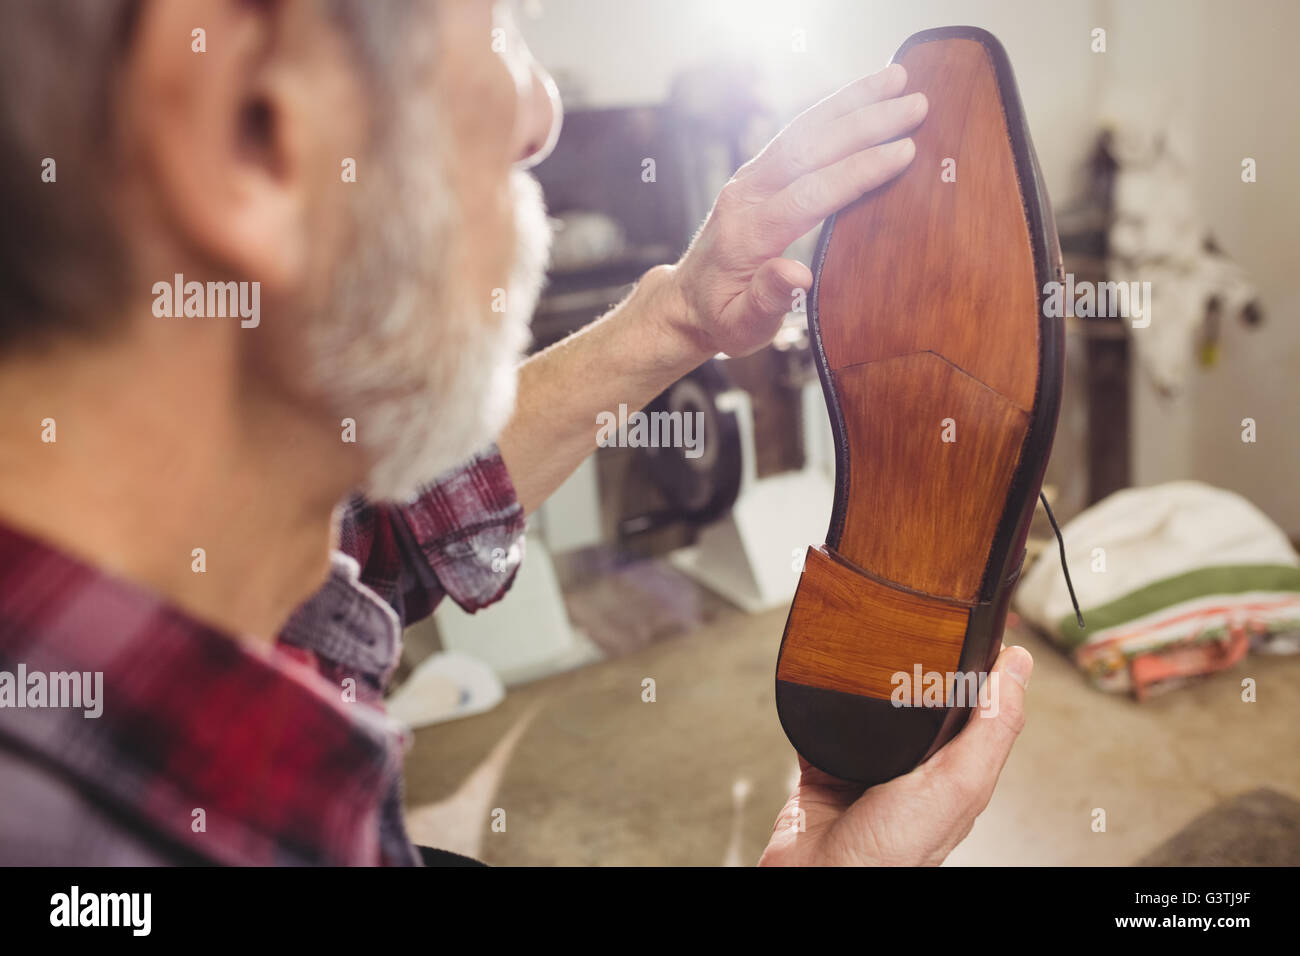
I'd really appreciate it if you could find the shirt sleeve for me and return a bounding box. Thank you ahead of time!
[338,444,527,627]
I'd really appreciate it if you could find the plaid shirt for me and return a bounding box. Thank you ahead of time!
[0,446,525,865]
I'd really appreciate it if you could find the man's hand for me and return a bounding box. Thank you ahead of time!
[499,65,925,515]
[759,644,1033,866]
[667,63,927,358]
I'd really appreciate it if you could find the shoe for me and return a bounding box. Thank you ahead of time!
[775,26,1068,785]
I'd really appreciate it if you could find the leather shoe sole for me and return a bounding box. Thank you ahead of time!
[776,26,1065,785]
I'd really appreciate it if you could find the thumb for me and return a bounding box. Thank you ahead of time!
[928,644,1033,811]
[729,257,812,328]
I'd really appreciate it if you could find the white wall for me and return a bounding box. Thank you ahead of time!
[523,0,1299,535]
[1101,0,1300,534]
[525,0,1101,200]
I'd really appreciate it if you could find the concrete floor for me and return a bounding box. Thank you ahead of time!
[402,601,1300,866]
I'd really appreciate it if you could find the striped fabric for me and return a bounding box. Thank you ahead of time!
[1066,565,1300,694]
[1016,482,1300,697]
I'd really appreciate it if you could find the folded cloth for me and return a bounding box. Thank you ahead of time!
[1015,481,1300,697]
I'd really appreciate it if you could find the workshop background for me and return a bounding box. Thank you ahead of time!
[393,0,1300,865]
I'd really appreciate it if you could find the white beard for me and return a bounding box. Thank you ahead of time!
[307,117,552,503]
[363,170,551,502]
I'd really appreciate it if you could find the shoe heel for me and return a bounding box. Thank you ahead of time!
[775,545,975,784]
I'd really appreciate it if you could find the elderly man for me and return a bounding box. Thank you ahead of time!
[0,0,1032,865]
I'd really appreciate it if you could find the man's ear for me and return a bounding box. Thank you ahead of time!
[123,0,347,292]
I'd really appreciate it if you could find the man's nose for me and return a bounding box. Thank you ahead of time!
[514,58,562,169]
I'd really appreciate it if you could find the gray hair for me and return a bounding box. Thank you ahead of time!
[0,0,418,351]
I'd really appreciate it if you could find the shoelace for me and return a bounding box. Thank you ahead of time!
[1040,491,1085,629]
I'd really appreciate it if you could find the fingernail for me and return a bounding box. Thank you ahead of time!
[1004,646,1033,690]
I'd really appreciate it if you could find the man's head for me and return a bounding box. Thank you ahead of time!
[0,0,559,501]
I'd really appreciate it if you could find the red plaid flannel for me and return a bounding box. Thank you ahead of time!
[0,445,525,865]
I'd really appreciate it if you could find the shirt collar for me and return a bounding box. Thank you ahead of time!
[0,519,405,865]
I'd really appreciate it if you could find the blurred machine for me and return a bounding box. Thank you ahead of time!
[624,328,834,611]
[433,341,833,683]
